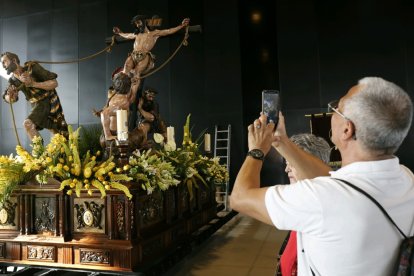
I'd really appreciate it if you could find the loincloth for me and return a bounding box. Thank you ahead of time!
[130,51,155,67]
[28,92,67,132]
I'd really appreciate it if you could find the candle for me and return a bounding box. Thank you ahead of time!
[167,126,175,144]
[204,133,211,152]
[116,109,128,141]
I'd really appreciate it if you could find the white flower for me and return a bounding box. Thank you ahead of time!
[185,167,197,178]
[153,133,164,144]
[164,141,176,152]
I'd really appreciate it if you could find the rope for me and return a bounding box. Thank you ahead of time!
[6,28,189,146]
[139,26,189,79]
[30,36,117,65]
[9,101,21,147]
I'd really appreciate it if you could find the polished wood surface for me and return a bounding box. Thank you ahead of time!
[0,179,217,272]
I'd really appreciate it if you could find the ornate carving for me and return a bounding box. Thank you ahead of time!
[27,245,55,261]
[129,200,134,231]
[0,200,17,226]
[34,200,55,232]
[74,201,105,230]
[0,243,5,258]
[116,200,125,233]
[80,248,110,264]
[139,192,164,226]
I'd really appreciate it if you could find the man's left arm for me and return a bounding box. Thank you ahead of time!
[230,119,277,225]
[21,63,58,90]
[155,18,190,37]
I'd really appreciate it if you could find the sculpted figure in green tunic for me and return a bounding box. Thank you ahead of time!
[1,52,68,140]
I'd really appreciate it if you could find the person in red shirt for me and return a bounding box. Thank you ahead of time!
[277,133,331,276]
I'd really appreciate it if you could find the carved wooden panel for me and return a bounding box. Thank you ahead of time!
[58,246,73,264]
[0,243,5,258]
[0,199,18,230]
[139,191,164,229]
[73,198,105,233]
[34,197,56,233]
[116,198,125,236]
[80,248,110,265]
[27,245,55,262]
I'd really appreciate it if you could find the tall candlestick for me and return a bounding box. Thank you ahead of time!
[116,109,128,141]
[204,133,211,152]
[167,126,175,144]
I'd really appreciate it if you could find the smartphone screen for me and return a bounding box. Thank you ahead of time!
[262,90,280,126]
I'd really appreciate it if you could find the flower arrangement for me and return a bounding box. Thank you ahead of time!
[152,114,229,199]
[0,155,37,204]
[128,148,180,194]
[16,126,132,199]
[0,116,229,202]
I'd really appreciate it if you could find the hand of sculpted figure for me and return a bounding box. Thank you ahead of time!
[1,51,68,140]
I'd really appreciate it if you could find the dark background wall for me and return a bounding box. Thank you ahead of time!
[1,0,413,190]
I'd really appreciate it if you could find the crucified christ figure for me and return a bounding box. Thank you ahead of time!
[113,15,190,101]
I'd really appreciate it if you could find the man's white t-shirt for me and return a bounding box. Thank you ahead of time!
[265,157,414,276]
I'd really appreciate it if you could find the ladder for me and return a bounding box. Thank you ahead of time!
[213,125,231,211]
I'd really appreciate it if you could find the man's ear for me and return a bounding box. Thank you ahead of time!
[343,120,356,140]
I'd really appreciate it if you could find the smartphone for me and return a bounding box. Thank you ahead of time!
[262,90,280,126]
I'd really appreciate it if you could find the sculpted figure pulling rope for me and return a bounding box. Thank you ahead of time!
[1,52,68,141]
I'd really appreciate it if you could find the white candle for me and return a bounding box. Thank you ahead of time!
[167,126,175,144]
[116,109,128,141]
[204,133,211,152]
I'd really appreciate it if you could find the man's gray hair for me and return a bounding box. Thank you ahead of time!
[343,77,413,155]
[290,133,331,164]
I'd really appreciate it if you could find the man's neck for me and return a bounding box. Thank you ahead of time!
[340,149,394,167]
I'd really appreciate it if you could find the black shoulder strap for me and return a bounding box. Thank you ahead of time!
[333,178,407,239]
[278,231,291,256]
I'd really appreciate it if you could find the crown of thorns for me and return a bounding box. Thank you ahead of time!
[144,88,157,95]
[131,14,162,27]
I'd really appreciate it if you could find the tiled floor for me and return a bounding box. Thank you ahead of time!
[165,213,288,276]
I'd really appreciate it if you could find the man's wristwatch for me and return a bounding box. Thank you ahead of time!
[247,149,265,161]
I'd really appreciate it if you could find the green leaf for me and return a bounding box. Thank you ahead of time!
[58,179,72,191]
[110,182,133,200]
[75,181,83,197]
[92,179,106,199]
[186,178,193,200]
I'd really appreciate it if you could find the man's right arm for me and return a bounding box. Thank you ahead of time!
[113,27,135,39]
[273,113,331,180]
[2,85,19,103]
